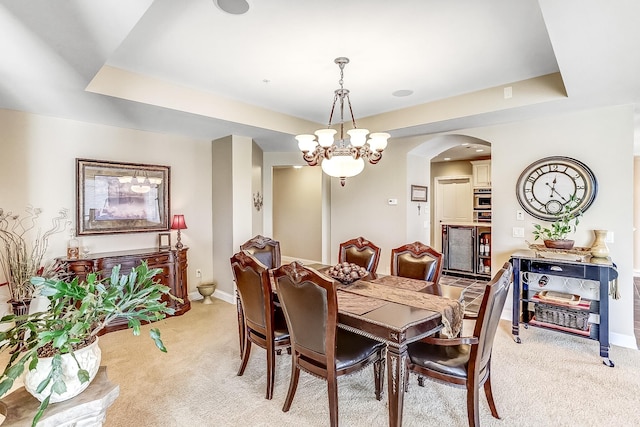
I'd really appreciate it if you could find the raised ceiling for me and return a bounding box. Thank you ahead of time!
[1,0,639,156]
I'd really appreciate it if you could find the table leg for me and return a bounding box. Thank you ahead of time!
[386,343,407,427]
[511,259,522,343]
[598,270,614,367]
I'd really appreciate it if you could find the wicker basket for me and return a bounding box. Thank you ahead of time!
[534,303,589,331]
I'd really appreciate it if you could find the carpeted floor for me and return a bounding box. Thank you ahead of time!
[3,285,640,426]
[93,296,640,427]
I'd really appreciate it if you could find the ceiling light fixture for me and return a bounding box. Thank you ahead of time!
[295,57,390,186]
[214,0,249,15]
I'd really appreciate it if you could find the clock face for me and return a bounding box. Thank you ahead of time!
[516,156,598,221]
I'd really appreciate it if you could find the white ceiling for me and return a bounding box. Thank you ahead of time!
[1,0,640,158]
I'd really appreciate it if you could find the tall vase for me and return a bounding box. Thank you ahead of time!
[8,299,31,316]
[590,229,609,258]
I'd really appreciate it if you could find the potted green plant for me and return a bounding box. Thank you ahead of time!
[0,206,70,313]
[532,195,583,249]
[0,261,179,426]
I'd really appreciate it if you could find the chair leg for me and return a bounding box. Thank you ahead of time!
[237,339,251,376]
[236,299,245,357]
[266,341,275,400]
[327,374,339,427]
[403,360,410,393]
[374,351,385,400]
[466,381,480,427]
[417,375,425,387]
[282,355,300,412]
[483,375,500,419]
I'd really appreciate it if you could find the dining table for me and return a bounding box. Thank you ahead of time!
[235,263,465,427]
[307,265,464,427]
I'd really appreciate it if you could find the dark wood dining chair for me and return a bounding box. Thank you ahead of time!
[390,241,443,284]
[237,235,282,355]
[405,262,513,427]
[338,236,381,273]
[230,251,290,400]
[272,261,385,427]
[240,235,281,269]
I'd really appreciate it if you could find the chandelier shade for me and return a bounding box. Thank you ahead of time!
[321,155,365,185]
[296,57,389,186]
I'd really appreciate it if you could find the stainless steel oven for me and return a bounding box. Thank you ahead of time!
[473,191,491,210]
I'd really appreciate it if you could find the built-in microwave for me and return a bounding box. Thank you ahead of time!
[473,192,491,210]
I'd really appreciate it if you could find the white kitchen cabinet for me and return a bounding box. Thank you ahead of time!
[471,160,491,188]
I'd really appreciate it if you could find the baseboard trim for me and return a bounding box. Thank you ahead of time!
[189,289,235,305]
[610,331,639,350]
[500,311,638,350]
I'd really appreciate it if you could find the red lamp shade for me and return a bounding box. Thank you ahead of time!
[170,215,188,230]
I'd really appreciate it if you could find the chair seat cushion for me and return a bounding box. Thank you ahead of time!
[407,341,471,379]
[335,329,384,370]
[273,306,290,342]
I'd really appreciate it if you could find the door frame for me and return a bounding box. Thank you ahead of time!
[433,175,473,252]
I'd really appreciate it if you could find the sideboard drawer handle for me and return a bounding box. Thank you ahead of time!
[550,266,563,272]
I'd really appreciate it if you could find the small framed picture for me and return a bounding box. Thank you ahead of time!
[411,185,428,202]
[158,233,171,249]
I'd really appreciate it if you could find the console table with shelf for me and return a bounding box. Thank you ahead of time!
[58,247,191,334]
[510,250,618,367]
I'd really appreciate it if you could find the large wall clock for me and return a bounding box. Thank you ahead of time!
[516,156,598,221]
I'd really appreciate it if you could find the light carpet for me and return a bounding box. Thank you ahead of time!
[5,298,640,426]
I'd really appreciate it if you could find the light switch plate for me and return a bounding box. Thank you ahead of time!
[513,227,525,238]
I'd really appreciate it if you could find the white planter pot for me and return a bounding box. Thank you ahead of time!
[25,338,102,403]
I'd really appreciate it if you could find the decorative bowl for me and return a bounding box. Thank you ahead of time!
[326,262,368,285]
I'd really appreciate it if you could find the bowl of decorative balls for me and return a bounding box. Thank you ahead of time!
[326,262,369,285]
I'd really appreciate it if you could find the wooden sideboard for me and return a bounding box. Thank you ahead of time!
[59,247,191,333]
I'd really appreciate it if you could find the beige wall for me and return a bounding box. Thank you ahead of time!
[212,135,258,300]
[251,141,263,235]
[0,109,213,310]
[2,104,636,348]
[326,105,636,347]
[457,105,634,346]
[329,140,412,274]
[634,157,640,274]
[273,167,322,261]
[211,137,233,298]
[430,159,474,180]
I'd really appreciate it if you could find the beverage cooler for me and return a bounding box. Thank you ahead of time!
[442,224,491,278]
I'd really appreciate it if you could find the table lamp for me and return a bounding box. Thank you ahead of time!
[170,214,187,249]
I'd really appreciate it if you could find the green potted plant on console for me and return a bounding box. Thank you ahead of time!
[532,195,583,249]
[0,262,180,427]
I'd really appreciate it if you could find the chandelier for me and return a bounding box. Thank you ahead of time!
[295,57,390,186]
[118,173,162,194]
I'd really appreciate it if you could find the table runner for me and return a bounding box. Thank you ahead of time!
[367,275,433,292]
[337,291,388,315]
[340,280,463,338]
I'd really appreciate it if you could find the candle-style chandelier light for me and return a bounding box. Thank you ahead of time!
[295,57,390,186]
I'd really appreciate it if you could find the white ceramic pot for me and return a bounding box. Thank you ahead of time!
[25,338,102,403]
